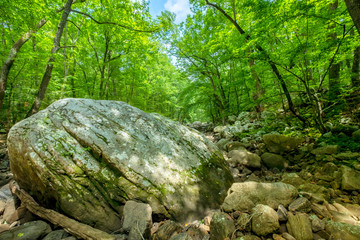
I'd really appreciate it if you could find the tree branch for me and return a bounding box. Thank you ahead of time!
[71,10,157,33]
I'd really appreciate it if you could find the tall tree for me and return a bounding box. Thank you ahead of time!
[345,0,360,36]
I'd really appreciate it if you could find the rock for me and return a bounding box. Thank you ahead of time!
[281,173,305,187]
[277,205,288,222]
[286,213,313,240]
[169,233,193,240]
[341,165,360,191]
[335,152,360,160]
[225,142,248,152]
[0,225,10,234]
[42,230,71,240]
[251,204,279,236]
[2,199,17,224]
[222,182,298,212]
[228,150,261,168]
[122,201,152,240]
[261,152,286,170]
[7,99,233,231]
[288,197,311,213]
[152,220,182,240]
[234,235,261,240]
[310,215,325,232]
[282,232,297,240]
[209,212,235,240]
[273,234,286,240]
[216,139,230,151]
[0,220,51,240]
[298,183,330,203]
[345,204,360,218]
[263,134,304,154]
[236,213,251,231]
[311,145,339,155]
[326,220,360,240]
[214,126,227,134]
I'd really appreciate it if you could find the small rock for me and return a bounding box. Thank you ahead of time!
[210,212,235,240]
[273,233,286,240]
[310,215,325,232]
[0,220,51,240]
[277,205,288,222]
[311,145,339,155]
[152,220,182,240]
[341,165,360,191]
[0,224,9,234]
[216,138,230,151]
[2,199,17,224]
[236,213,251,231]
[169,233,193,240]
[43,229,71,240]
[282,232,296,240]
[286,213,313,240]
[234,235,261,240]
[281,173,305,187]
[122,201,152,240]
[261,152,286,170]
[226,142,247,152]
[336,152,360,160]
[263,134,304,154]
[228,150,262,168]
[288,197,311,213]
[251,204,279,236]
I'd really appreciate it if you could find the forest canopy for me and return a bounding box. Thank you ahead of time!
[0,0,359,133]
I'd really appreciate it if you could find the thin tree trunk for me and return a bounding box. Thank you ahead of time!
[352,46,360,88]
[328,0,341,101]
[27,0,74,117]
[0,18,47,111]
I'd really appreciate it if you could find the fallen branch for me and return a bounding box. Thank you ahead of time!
[9,181,115,240]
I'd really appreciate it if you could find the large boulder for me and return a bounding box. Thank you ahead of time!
[222,182,298,212]
[7,99,233,232]
[263,134,304,154]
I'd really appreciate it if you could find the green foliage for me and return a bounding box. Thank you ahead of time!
[318,134,360,152]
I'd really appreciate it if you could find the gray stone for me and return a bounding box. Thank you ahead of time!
[152,220,182,240]
[7,99,233,231]
[341,165,360,191]
[226,142,248,152]
[235,235,261,240]
[261,152,286,170]
[216,138,230,151]
[42,230,70,240]
[310,215,325,232]
[0,220,51,240]
[122,201,152,240]
[282,232,296,240]
[263,134,304,154]
[288,197,311,213]
[222,182,298,212]
[311,145,339,155]
[277,205,288,222]
[251,204,279,236]
[286,213,313,240]
[281,173,305,187]
[169,233,193,240]
[228,150,261,168]
[210,212,235,240]
[326,220,360,240]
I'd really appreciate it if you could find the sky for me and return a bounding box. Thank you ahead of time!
[149,0,191,23]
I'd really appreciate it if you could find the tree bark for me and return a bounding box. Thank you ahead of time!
[345,0,360,36]
[328,0,341,101]
[27,0,74,117]
[0,19,47,111]
[352,46,360,88]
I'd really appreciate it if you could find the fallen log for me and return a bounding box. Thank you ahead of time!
[9,181,116,240]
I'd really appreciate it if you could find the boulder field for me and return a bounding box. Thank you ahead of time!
[6,98,233,232]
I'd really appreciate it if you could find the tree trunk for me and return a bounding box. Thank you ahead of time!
[352,46,360,88]
[345,0,360,36]
[0,19,47,111]
[27,0,74,117]
[328,0,341,101]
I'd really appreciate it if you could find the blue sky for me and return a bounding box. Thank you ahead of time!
[148,0,191,23]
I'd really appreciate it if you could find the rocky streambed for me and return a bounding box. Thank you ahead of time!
[0,99,360,240]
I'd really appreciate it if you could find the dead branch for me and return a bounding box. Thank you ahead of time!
[9,181,116,240]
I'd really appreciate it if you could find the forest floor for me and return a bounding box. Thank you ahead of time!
[0,118,360,240]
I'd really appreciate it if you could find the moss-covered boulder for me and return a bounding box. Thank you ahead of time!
[7,99,233,232]
[263,134,304,154]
